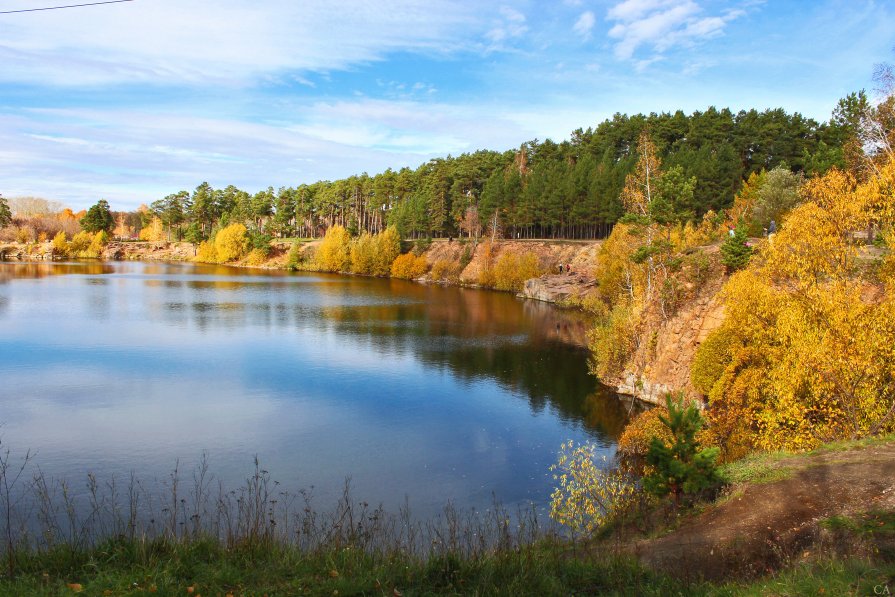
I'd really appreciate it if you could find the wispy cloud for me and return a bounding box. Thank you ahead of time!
[573,11,596,40]
[0,1,483,86]
[606,0,744,60]
[486,6,529,46]
[1,95,540,209]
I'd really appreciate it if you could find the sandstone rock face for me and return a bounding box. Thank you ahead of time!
[520,273,598,304]
[614,273,726,406]
[102,241,196,261]
[0,243,54,260]
[423,238,601,302]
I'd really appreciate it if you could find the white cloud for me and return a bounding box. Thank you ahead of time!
[486,6,529,46]
[0,0,482,86]
[573,11,596,39]
[606,0,744,60]
[608,0,680,22]
[0,97,541,210]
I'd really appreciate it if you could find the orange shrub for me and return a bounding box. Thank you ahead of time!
[617,407,672,456]
[390,252,429,279]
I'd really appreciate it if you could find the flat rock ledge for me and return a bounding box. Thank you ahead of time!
[519,272,598,304]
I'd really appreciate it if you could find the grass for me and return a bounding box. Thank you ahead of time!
[4,536,895,596]
[716,558,895,596]
[809,432,895,454]
[718,433,895,487]
[2,536,692,596]
[718,450,795,485]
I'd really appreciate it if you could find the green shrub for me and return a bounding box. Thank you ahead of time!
[286,241,305,271]
[413,237,432,255]
[690,327,738,396]
[459,244,472,270]
[248,230,272,256]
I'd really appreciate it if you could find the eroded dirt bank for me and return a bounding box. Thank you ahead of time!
[631,441,895,580]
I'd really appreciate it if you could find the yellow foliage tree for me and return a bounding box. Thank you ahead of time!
[69,230,92,254]
[727,171,763,231]
[51,231,69,257]
[695,161,895,455]
[195,240,217,263]
[492,251,541,292]
[113,213,132,239]
[549,440,636,535]
[87,230,108,257]
[373,226,401,277]
[594,222,646,305]
[477,241,496,287]
[315,225,351,272]
[349,232,377,275]
[139,217,166,241]
[245,248,268,266]
[213,223,249,262]
[620,130,663,299]
[430,259,462,283]
[617,407,673,457]
[587,303,640,383]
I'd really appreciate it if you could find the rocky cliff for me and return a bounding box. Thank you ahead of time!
[616,278,726,405]
[609,248,728,406]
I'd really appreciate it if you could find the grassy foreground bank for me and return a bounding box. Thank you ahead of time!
[2,537,893,596]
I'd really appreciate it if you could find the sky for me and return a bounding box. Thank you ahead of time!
[1,0,892,212]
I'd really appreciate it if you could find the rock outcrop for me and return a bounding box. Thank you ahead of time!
[613,257,727,406]
[102,241,196,261]
[0,243,54,260]
[519,273,598,303]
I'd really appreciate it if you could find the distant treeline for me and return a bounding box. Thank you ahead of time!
[131,105,850,242]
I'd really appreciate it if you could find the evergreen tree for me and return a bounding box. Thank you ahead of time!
[80,199,114,233]
[644,394,721,506]
[720,225,752,271]
[0,194,11,228]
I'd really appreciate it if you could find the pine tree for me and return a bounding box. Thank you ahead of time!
[80,199,114,233]
[0,194,11,229]
[644,394,720,507]
[720,225,752,271]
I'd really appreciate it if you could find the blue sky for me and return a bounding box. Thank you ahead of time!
[1,0,892,211]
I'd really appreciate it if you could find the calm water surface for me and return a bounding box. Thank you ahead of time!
[0,260,634,517]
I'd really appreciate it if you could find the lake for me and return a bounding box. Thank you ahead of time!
[0,260,634,520]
